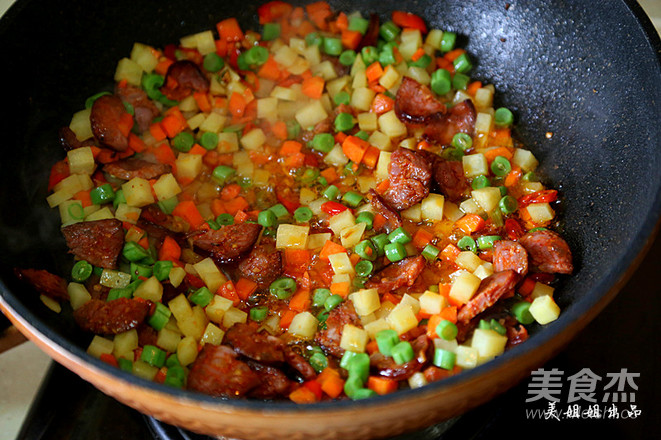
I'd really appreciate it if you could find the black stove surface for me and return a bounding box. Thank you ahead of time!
[17,235,661,440]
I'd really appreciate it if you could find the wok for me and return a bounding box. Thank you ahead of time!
[0,0,660,438]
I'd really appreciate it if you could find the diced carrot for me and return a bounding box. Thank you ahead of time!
[319,240,346,259]
[412,229,433,249]
[172,200,204,229]
[159,236,181,261]
[161,115,182,138]
[216,17,244,41]
[48,159,70,191]
[289,288,311,312]
[319,167,338,184]
[137,236,150,250]
[382,292,401,305]
[439,306,457,324]
[154,367,168,384]
[342,135,369,164]
[426,314,442,338]
[215,39,228,57]
[149,122,167,141]
[366,340,379,355]
[117,113,134,138]
[152,143,176,165]
[335,11,348,30]
[483,146,514,163]
[302,380,323,400]
[224,196,250,215]
[370,93,395,115]
[362,146,380,169]
[375,179,390,194]
[436,56,453,72]
[330,281,350,298]
[213,97,228,109]
[349,252,361,266]
[284,249,312,272]
[467,81,482,97]
[280,140,303,156]
[218,281,240,306]
[155,58,174,76]
[411,47,426,62]
[258,1,294,24]
[249,151,271,165]
[279,309,298,329]
[235,277,258,300]
[99,353,119,367]
[455,213,486,234]
[210,199,225,217]
[365,62,384,83]
[73,190,92,208]
[341,29,362,50]
[319,372,345,399]
[234,210,249,223]
[297,20,316,38]
[128,133,146,152]
[193,92,212,113]
[518,277,536,296]
[189,144,207,156]
[220,183,242,201]
[258,56,281,80]
[440,243,461,262]
[306,1,332,30]
[228,92,247,118]
[301,75,325,99]
[372,213,386,231]
[367,376,398,395]
[285,151,305,169]
[444,48,466,62]
[271,120,288,140]
[504,166,523,188]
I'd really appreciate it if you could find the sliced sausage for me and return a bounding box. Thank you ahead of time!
[457,270,520,324]
[73,298,150,334]
[162,60,210,101]
[14,268,69,301]
[90,95,130,151]
[367,189,402,234]
[284,347,316,381]
[422,99,476,146]
[365,256,425,295]
[395,77,447,124]
[314,301,361,357]
[190,222,262,264]
[505,316,529,349]
[382,147,432,211]
[370,334,429,380]
[432,158,470,202]
[103,158,171,181]
[247,362,293,399]
[493,240,529,276]
[518,230,573,274]
[237,244,282,289]
[224,323,286,363]
[115,84,159,132]
[61,219,124,269]
[187,345,260,398]
[357,13,379,50]
[58,126,97,151]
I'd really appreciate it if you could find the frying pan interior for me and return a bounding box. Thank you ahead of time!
[0,0,659,408]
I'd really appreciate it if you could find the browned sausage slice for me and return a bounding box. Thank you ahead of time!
[284,347,316,381]
[103,158,171,181]
[432,158,470,202]
[493,240,529,276]
[368,189,402,234]
[365,256,425,294]
[457,270,520,324]
[370,334,429,379]
[90,95,130,151]
[73,298,150,334]
[237,244,282,289]
[187,345,260,398]
[190,222,262,264]
[61,219,124,269]
[423,100,476,146]
[162,60,209,101]
[382,147,432,211]
[115,84,159,132]
[314,301,361,357]
[15,268,69,301]
[395,77,447,124]
[224,323,286,363]
[247,362,293,399]
[519,229,573,274]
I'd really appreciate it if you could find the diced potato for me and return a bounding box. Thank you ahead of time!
[114,57,142,86]
[201,323,225,346]
[374,301,395,320]
[368,130,392,151]
[326,76,350,98]
[175,152,203,182]
[129,42,159,72]
[401,204,422,222]
[67,282,91,310]
[299,188,317,205]
[295,100,328,128]
[87,335,114,358]
[177,305,208,340]
[328,252,355,276]
[302,44,322,66]
[512,148,539,172]
[357,112,378,132]
[339,222,366,249]
[114,204,141,224]
[256,97,279,121]
[526,203,555,224]
[406,66,430,86]
[324,143,349,167]
[462,153,488,178]
[169,267,186,288]
[471,328,507,359]
[474,87,494,110]
[471,187,502,213]
[419,290,447,315]
[455,345,479,369]
[351,87,376,112]
[132,360,158,380]
[157,327,182,353]
[399,29,423,60]
[473,263,494,280]
[375,151,392,181]
[205,295,234,324]
[113,329,138,359]
[378,110,408,138]
[339,324,369,352]
[352,70,367,89]
[276,224,310,250]
[408,372,429,389]
[443,200,463,222]
[449,271,481,304]
[177,336,198,366]
[85,207,114,221]
[332,273,351,285]
[328,209,356,235]
[350,288,381,316]
[313,60,338,80]
[475,112,493,134]
[357,176,377,193]
[100,269,131,289]
[425,29,444,50]
[40,295,61,313]
[386,303,419,335]
[132,276,162,302]
[67,147,95,175]
[530,282,555,299]
[455,251,485,273]
[240,128,266,151]
[193,258,227,293]
[529,295,561,324]
[307,233,331,250]
[521,181,545,194]
[252,169,270,187]
[399,294,421,315]
[169,294,193,322]
[152,173,182,201]
[421,194,445,222]
[223,307,248,328]
[122,177,155,208]
[186,113,206,130]
[363,318,391,339]
[453,90,473,105]
[199,112,226,133]
[379,65,401,89]
[308,197,328,216]
[68,108,93,141]
[54,173,93,195]
[271,85,299,101]
[179,95,198,112]
[433,338,458,352]
[459,198,484,215]
[288,312,319,340]
[59,200,84,226]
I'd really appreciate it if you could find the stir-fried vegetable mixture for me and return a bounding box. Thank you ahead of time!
[21,1,574,402]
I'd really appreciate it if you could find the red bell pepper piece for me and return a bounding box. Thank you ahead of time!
[392,11,427,34]
[321,201,349,216]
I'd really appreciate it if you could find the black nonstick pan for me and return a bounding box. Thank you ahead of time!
[0,0,659,438]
